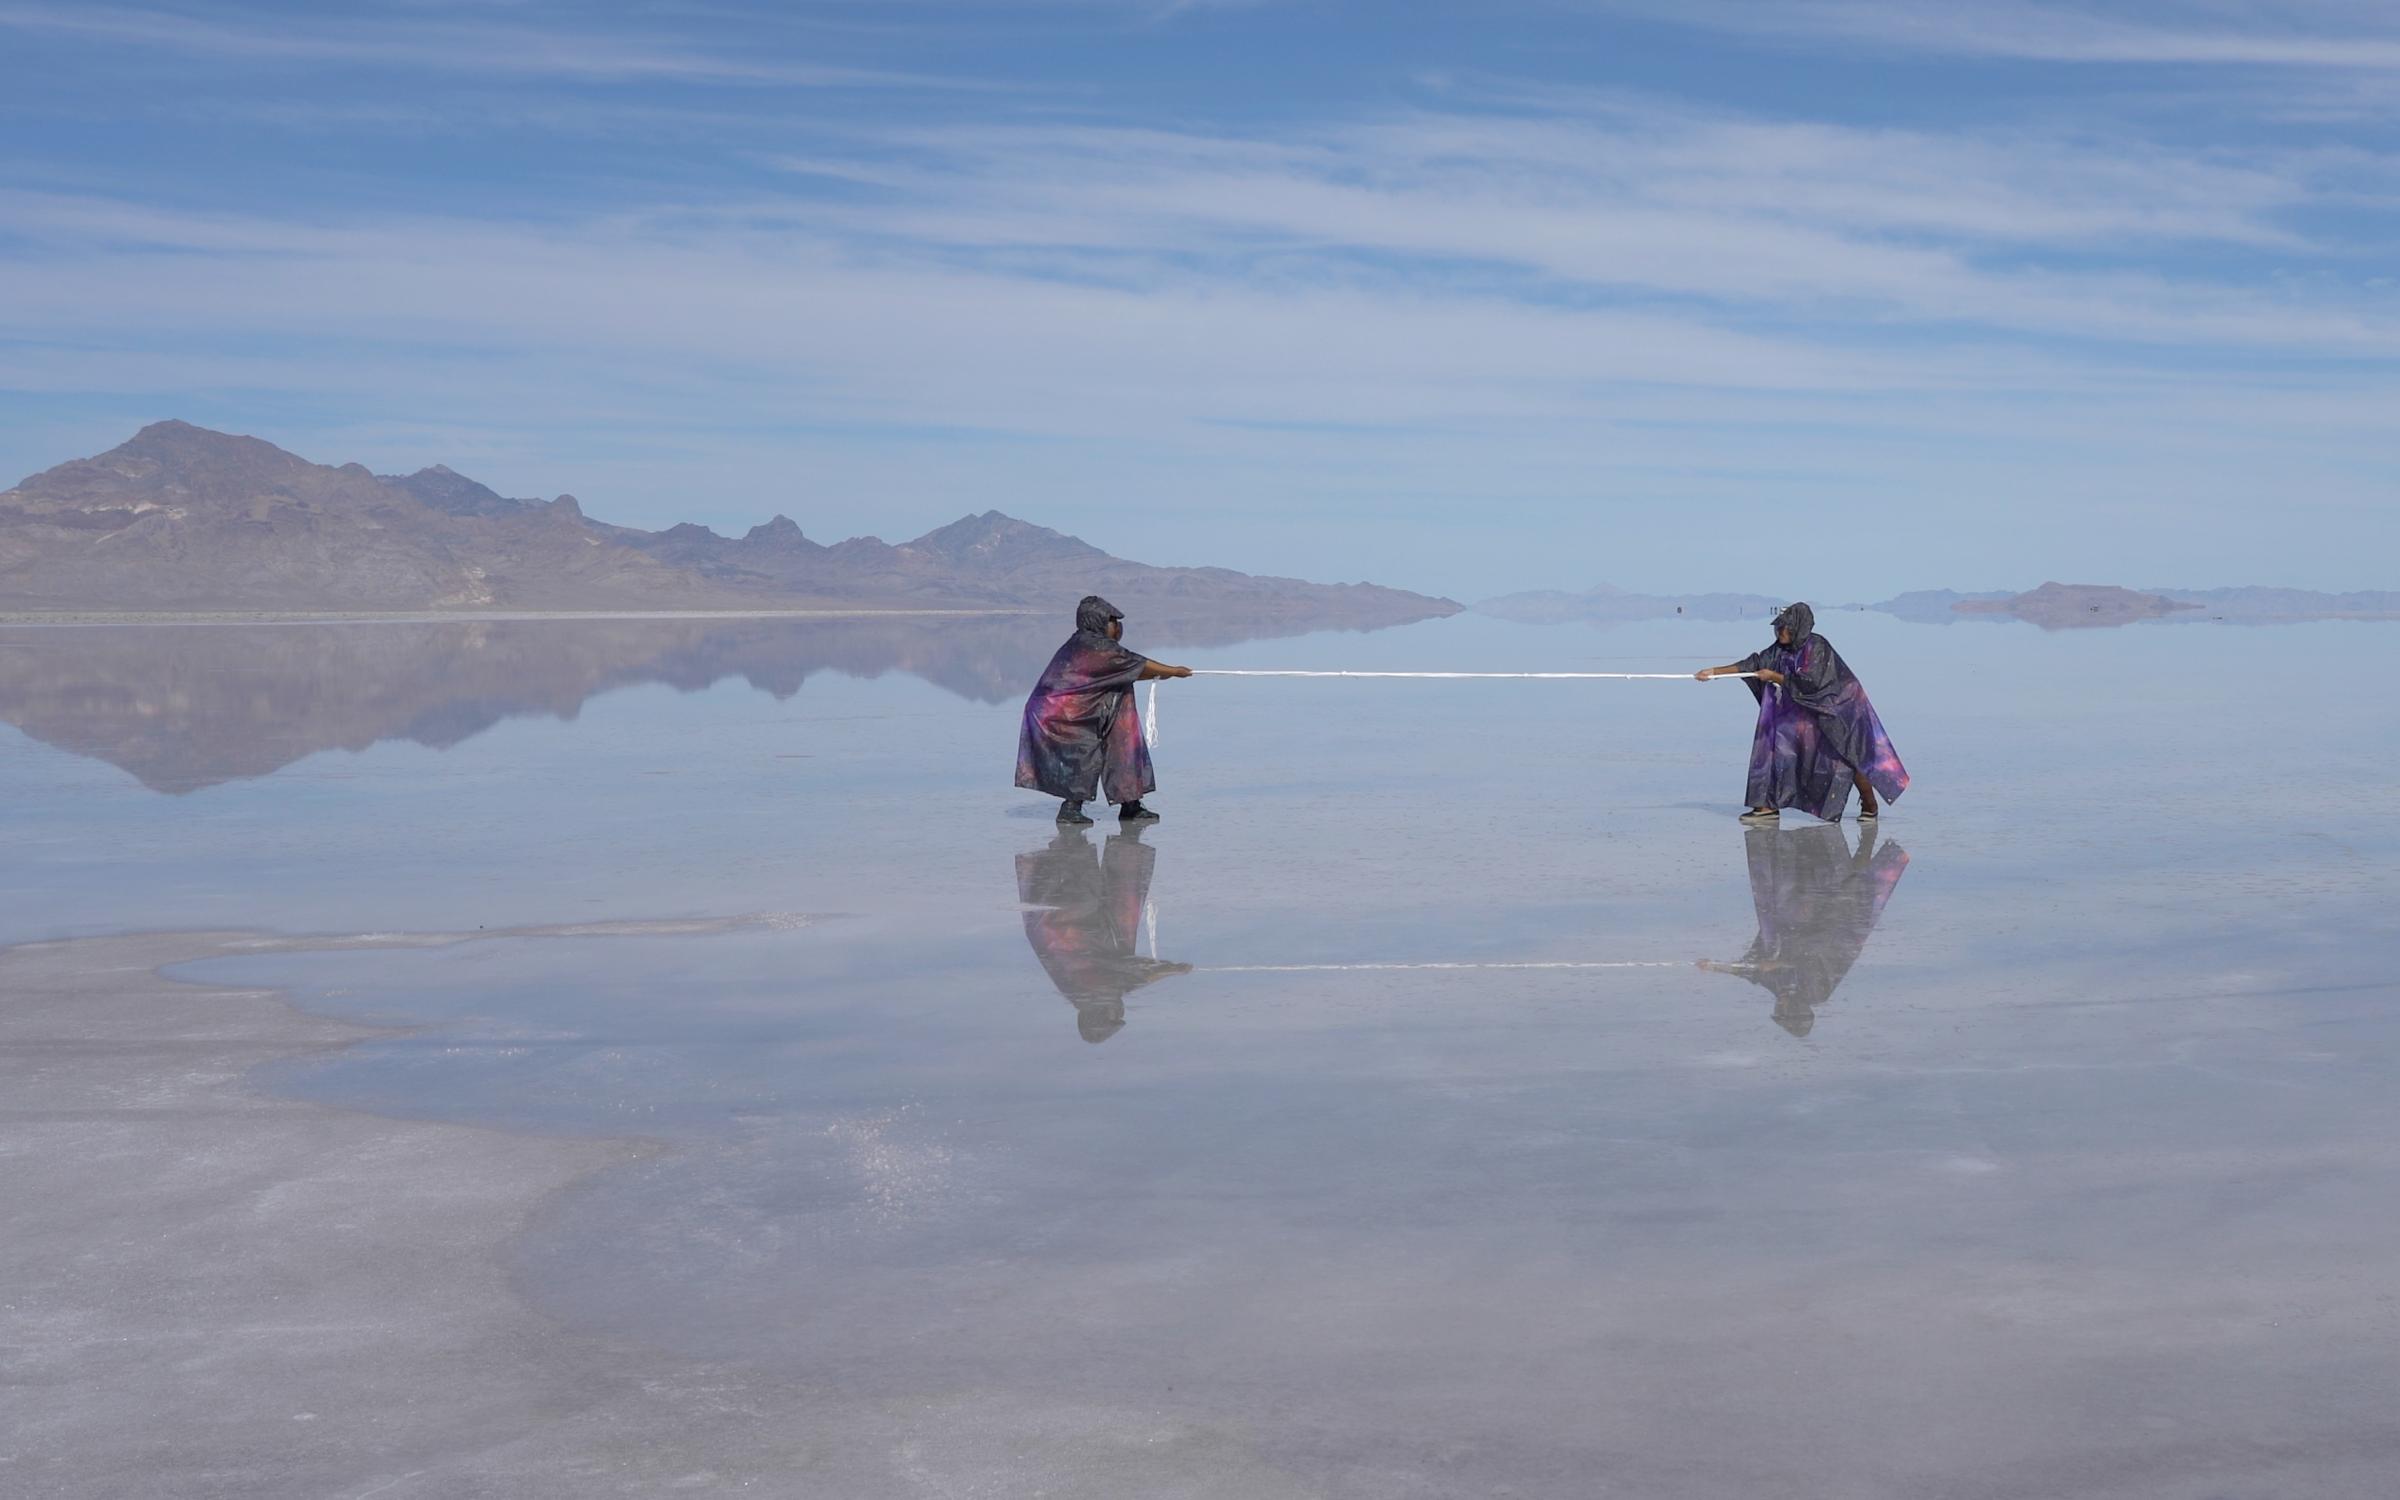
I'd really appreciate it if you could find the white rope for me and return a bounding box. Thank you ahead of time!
[1192,670,1754,679]
[1206,960,1696,973]
[1144,670,1751,748]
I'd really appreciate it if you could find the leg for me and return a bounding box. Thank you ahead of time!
[1743,707,1794,821]
[1853,771,1878,819]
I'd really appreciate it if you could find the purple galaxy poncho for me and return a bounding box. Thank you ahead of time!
[1015,596,1156,805]
[1738,603,1909,822]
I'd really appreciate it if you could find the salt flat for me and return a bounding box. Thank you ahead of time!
[3,611,2396,1497]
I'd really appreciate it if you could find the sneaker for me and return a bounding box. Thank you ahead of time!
[1738,807,1779,823]
[1056,800,1094,826]
[1117,801,1161,823]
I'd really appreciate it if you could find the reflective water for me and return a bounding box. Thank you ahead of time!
[5,611,2399,1493]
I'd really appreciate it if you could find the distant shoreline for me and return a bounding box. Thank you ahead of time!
[0,607,1043,627]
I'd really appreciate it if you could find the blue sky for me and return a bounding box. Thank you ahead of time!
[1,1,2394,600]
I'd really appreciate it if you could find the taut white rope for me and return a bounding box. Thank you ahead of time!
[1194,670,1751,679]
[1206,960,1693,973]
[1143,670,1752,745]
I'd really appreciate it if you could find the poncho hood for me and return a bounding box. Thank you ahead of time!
[1773,602,1815,641]
[1076,595,1125,636]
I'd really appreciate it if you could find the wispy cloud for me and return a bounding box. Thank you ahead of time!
[0,2,975,86]
[3,94,2390,459]
[1607,0,2400,69]
[764,106,2394,357]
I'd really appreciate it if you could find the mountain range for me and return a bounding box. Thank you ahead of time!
[0,422,1458,627]
[7,424,2388,631]
[1479,580,2400,630]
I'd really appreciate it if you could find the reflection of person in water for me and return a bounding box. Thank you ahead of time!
[1016,825,1191,1043]
[1700,822,1909,1037]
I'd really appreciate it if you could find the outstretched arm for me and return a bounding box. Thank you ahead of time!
[1696,660,1780,683]
[1138,660,1194,680]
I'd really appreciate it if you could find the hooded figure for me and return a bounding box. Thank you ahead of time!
[1701,822,1910,1037]
[1015,826,1190,1043]
[1705,602,1909,822]
[1016,596,1189,824]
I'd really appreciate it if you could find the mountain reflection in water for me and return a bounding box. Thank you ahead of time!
[0,613,1382,794]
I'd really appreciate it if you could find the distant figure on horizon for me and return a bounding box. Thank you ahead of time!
[1017,595,1193,825]
[1697,602,1908,823]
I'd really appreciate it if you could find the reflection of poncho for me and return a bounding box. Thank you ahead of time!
[1015,829,1186,1043]
[1015,601,1155,804]
[1715,823,1910,1037]
[1738,603,1909,822]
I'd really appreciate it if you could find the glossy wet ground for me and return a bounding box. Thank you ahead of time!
[4,611,2397,1496]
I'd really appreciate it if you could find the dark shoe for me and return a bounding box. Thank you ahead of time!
[1057,800,1094,826]
[1738,807,1779,823]
[1857,804,1878,820]
[1117,801,1161,823]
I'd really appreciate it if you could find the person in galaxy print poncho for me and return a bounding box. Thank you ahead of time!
[1017,595,1193,825]
[1698,602,1908,823]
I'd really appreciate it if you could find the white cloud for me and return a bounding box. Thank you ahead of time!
[3,93,2393,442]
[0,2,975,86]
[774,108,2393,356]
[1602,0,2400,70]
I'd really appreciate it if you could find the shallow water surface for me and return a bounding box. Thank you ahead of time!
[5,610,2398,1495]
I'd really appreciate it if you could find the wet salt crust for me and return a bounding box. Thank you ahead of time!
[3,611,2397,1496]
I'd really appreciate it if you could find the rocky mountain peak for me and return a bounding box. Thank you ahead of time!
[377,463,530,519]
[0,420,356,515]
[905,510,1102,571]
[123,418,256,453]
[742,515,812,547]
[109,420,312,483]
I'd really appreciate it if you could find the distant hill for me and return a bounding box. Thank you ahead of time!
[0,422,1458,626]
[1910,583,2400,627]
[1865,589,2019,623]
[1871,584,2400,627]
[1955,582,2200,630]
[1477,583,1785,624]
[2154,586,2400,622]
[376,462,540,520]
[1484,580,2397,630]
